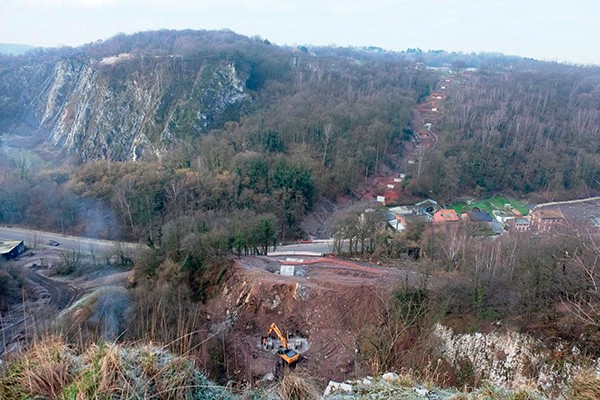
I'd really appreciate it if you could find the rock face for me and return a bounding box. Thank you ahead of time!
[0,51,250,161]
[432,323,592,391]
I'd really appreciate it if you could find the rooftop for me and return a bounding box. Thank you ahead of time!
[0,240,24,255]
[388,206,412,216]
[464,210,494,222]
[537,208,565,219]
[434,209,459,222]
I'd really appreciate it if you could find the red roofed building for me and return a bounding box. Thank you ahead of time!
[433,209,459,224]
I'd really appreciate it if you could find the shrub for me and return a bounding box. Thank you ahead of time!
[278,371,320,400]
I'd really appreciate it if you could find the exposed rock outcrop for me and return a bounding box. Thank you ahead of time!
[0,53,250,161]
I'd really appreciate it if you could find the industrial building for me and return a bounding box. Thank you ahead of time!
[0,239,25,259]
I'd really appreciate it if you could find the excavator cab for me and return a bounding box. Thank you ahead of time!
[277,347,301,364]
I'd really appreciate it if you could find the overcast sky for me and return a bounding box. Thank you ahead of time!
[1,0,599,65]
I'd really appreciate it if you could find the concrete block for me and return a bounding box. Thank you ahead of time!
[324,381,353,396]
[280,265,295,276]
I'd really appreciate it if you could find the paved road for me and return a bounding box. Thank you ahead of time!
[270,240,335,255]
[534,196,600,209]
[0,225,141,256]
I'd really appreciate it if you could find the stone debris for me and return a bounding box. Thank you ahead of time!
[382,372,399,382]
[324,380,353,396]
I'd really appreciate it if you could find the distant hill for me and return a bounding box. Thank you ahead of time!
[0,43,36,55]
[1,29,598,200]
[0,29,433,164]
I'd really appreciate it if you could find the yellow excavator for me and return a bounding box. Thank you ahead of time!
[261,323,301,365]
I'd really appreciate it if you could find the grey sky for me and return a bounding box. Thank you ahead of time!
[1,0,599,65]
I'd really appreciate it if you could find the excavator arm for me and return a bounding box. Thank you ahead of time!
[266,323,288,349]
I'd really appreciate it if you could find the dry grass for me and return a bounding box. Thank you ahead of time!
[127,282,205,356]
[277,370,320,400]
[1,337,233,399]
[567,370,600,400]
[0,336,73,399]
[155,357,197,400]
[97,343,126,396]
[20,359,71,398]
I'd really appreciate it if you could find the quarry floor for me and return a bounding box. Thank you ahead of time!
[206,254,418,383]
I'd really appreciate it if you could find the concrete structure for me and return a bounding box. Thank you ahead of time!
[280,265,295,276]
[0,239,24,259]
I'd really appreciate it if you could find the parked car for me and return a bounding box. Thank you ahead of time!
[46,240,60,246]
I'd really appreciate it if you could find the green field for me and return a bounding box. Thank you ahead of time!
[448,195,529,216]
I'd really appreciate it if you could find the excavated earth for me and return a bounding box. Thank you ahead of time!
[205,255,417,383]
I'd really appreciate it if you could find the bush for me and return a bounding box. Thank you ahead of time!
[0,266,21,311]
[278,371,320,400]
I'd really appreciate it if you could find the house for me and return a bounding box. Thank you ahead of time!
[415,199,441,217]
[531,208,565,231]
[493,210,514,225]
[433,209,459,224]
[461,210,494,223]
[388,206,412,216]
[385,209,406,232]
[490,220,505,234]
[0,240,25,259]
[507,217,530,232]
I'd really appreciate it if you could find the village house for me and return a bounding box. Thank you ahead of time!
[414,199,441,218]
[507,217,530,232]
[493,210,514,225]
[433,209,459,224]
[385,209,407,232]
[461,210,494,224]
[461,209,498,231]
[531,208,565,231]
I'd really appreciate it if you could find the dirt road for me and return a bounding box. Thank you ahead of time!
[1,253,84,358]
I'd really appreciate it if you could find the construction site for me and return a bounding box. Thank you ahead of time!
[204,251,415,383]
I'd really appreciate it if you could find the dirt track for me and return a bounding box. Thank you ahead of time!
[1,251,84,358]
